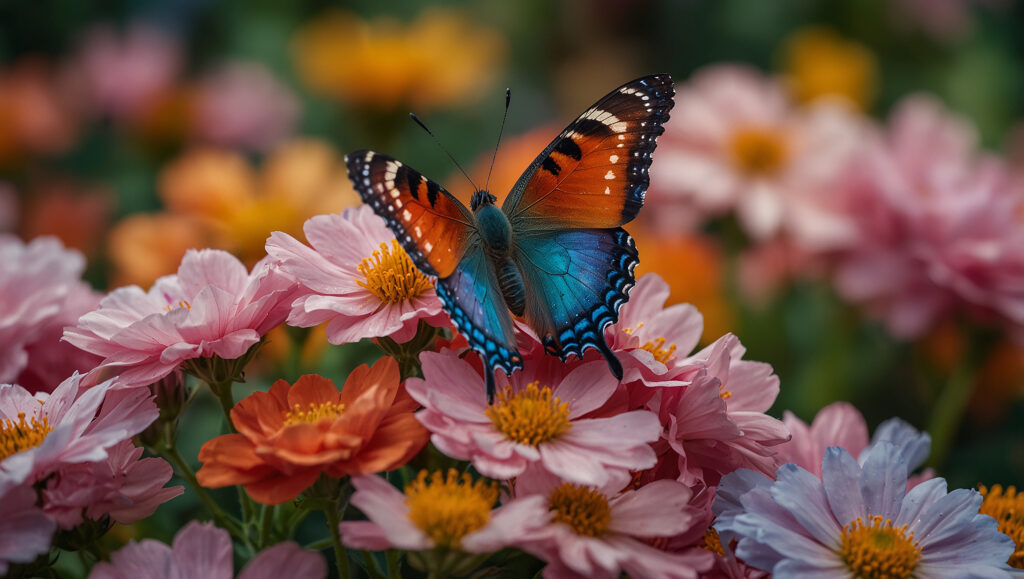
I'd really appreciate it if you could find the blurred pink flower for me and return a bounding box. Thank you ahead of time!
[89,520,326,579]
[65,249,301,388]
[512,466,714,579]
[72,23,182,122]
[892,0,1008,40]
[0,235,101,390]
[41,439,182,529]
[649,65,865,248]
[266,206,448,345]
[0,484,55,575]
[193,61,300,152]
[340,472,548,553]
[407,350,660,486]
[833,95,1024,338]
[0,374,157,492]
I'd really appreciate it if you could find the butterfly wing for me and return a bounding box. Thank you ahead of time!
[502,74,675,230]
[345,150,475,278]
[514,228,638,375]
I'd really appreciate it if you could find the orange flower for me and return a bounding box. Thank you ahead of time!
[781,27,877,110]
[107,213,209,288]
[196,357,428,505]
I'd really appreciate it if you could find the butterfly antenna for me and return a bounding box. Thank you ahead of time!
[484,88,511,193]
[410,113,479,192]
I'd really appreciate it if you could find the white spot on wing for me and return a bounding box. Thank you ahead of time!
[609,154,619,163]
[424,241,434,252]
[605,170,615,180]
[604,186,611,195]
[402,209,412,221]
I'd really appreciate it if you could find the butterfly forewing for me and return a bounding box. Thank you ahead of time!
[502,74,674,231]
[345,150,475,278]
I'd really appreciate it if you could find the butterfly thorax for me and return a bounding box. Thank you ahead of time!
[471,190,526,317]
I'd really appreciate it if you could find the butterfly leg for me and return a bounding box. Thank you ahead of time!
[485,367,497,404]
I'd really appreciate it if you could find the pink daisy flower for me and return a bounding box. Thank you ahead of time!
[41,439,183,529]
[512,466,714,579]
[1,235,100,389]
[64,249,301,389]
[649,65,866,248]
[266,206,449,345]
[340,471,548,557]
[407,350,661,486]
[89,520,326,579]
[0,484,56,576]
[0,374,157,490]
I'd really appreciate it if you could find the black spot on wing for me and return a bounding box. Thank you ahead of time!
[569,118,612,138]
[426,180,440,207]
[553,136,582,161]
[541,156,561,176]
[404,167,421,200]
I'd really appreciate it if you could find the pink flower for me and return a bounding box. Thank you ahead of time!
[266,206,449,345]
[65,249,301,388]
[193,61,300,152]
[89,520,326,579]
[0,484,56,576]
[1,235,101,389]
[340,471,548,554]
[833,95,1024,338]
[407,350,661,486]
[0,374,157,491]
[41,439,183,529]
[649,65,865,248]
[512,466,714,579]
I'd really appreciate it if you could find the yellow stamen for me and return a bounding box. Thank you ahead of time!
[838,515,921,579]
[728,127,789,176]
[0,412,53,462]
[165,299,192,311]
[623,323,678,365]
[404,469,498,549]
[548,483,612,537]
[980,484,1024,568]
[486,381,571,446]
[283,401,346,426]
[702,527,725,556]
[357,240,433,305]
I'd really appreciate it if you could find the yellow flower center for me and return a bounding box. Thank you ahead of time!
[728,127,789,176]
[404,469,498,549]
[838,515,921,579]
[701,527,725,556]
[485,381,571,446]
[283,401,346,426]
[980,484,1024,568]
[548,483,612,537]
[357,240,433,305]
[1,412,53,462]
[623,323,677,365]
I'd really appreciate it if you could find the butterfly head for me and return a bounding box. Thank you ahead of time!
[470,190,497,211]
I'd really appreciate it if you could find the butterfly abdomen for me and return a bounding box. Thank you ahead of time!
[496,258,526,316]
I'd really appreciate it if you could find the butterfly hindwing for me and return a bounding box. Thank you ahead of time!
[503,74,674,230]
[514,227,639,374]
[346,150,475,278]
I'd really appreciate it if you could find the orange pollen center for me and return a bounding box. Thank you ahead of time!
[728,127,789,176]
[357,240,433,305]
[404,469,498,549]
[980,484,1024,568]
[702,527,725,556]
[623,323,677,365]
[838,515,921,579]
[282,401,346,426]
[548,483,612,537]
[1,412,53,462]
[486,381,571,446]
[165,299,192,311]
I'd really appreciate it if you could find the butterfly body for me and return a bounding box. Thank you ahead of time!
[346,74,675,400]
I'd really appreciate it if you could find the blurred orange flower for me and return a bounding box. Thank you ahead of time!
[781,27,877,110]
[21,180,113,257]
[196,357,429,505]
[107,213,209,288]
[292,8,505,111]
[0,60,79,165]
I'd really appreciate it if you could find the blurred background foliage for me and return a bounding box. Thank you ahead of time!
[3,0,1024,509]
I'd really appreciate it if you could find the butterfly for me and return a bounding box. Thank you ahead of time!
[345,74,674,400]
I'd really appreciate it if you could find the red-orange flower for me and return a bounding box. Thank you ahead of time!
[196,357,428,505]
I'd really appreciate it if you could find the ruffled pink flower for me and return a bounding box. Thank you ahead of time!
[1,235,101,389]
[193,61,300,152]
[512,466,714,579]
[649,65,866,248]
[89,520,326,579]
[42,439,183,529]
[833,95,1024,338]
[65,249,301,388]
[266,206,449,344]
[0,484,56,576]
[0,374,157,491]
[340,472,548,553]
[407,350,661,486]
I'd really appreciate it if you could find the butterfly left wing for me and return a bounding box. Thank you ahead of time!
[502,74,674,231]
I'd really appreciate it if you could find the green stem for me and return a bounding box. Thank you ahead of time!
[926,352,979,469]
[303,538,334,550]
[386,550,402,578]
[260,504,275,550]
[323,501,350,579]
[209,379,237,432]
[159,444,244,538]
[361,550,386,579]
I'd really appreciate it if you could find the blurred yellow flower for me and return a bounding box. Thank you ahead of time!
[292,8,505,111]
[781,27,877,110]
